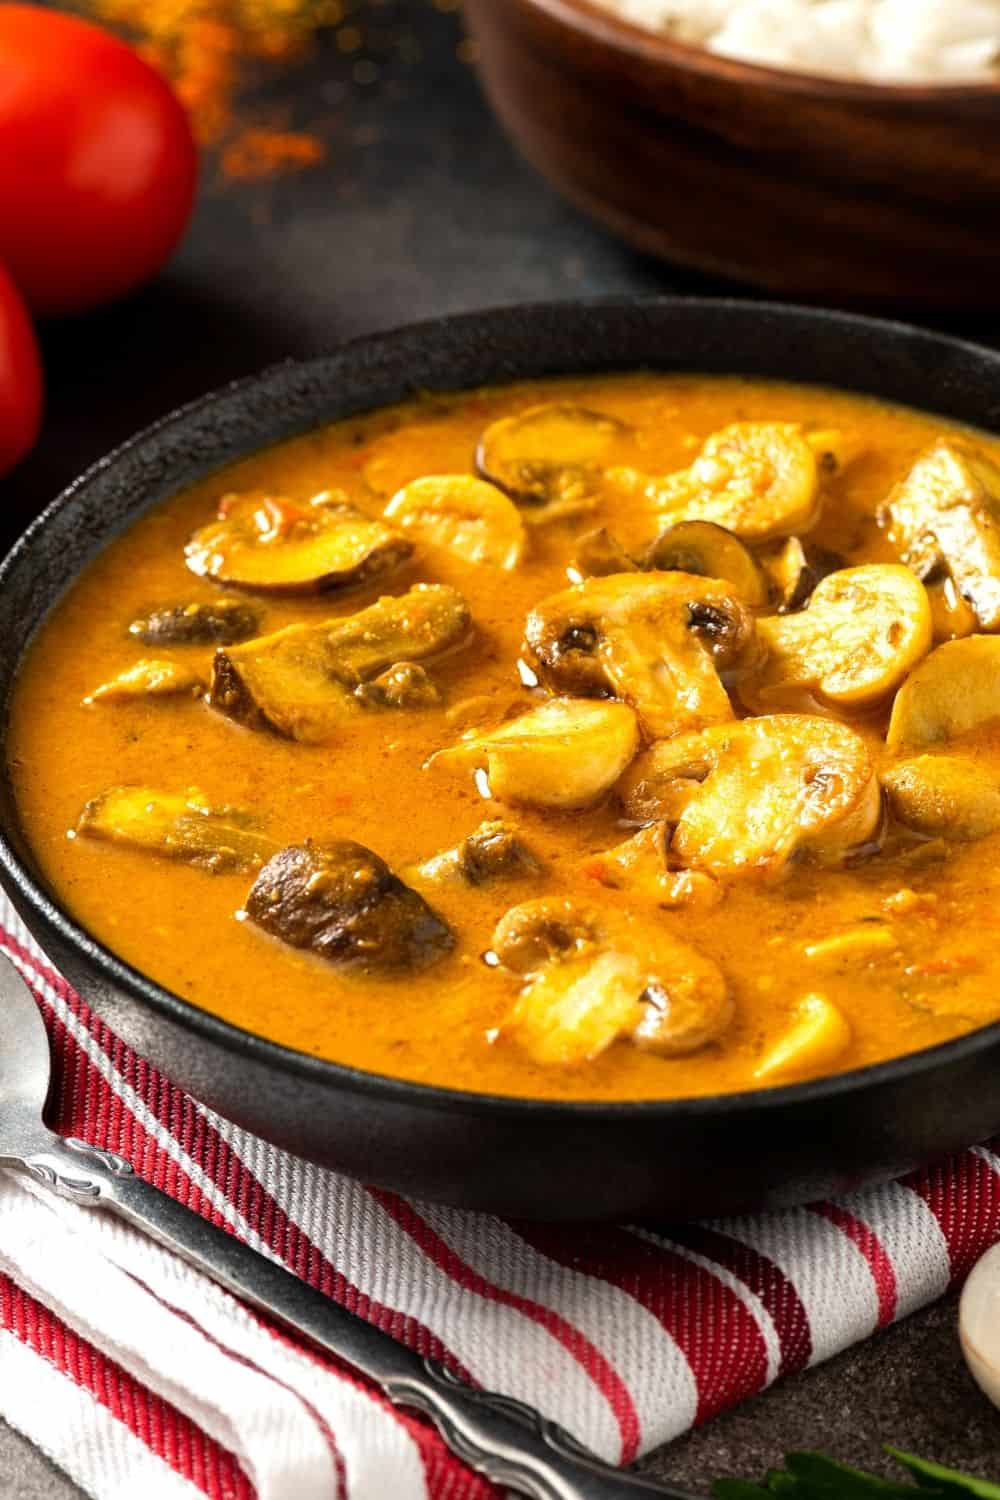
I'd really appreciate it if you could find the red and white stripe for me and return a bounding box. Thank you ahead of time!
[3,889,1000,1500]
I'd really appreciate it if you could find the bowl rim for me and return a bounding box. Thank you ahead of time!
[6,293,1000,1125]
[514,0,1000,101]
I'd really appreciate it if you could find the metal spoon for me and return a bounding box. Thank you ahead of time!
[0,953,693,1500]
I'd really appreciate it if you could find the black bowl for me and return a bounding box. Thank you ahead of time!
[3,298,1000,1222]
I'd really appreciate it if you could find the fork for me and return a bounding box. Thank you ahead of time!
[0,952,694,1500]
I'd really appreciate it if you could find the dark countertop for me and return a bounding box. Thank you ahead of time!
[4,2,1000,1493]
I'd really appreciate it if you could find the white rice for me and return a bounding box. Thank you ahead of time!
[594,0,1000,81]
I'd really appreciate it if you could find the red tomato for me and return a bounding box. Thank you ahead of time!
[0,6,197,317]
[0,260,42,475]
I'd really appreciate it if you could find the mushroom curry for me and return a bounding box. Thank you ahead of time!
[10,374,1000,1101]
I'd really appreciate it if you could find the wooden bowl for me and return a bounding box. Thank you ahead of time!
[463,0,1000,309]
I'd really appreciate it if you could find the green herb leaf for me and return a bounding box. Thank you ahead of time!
[785,1451,927,1496]
[763,1472,801,1496]
[887,1449,1000,1498]
[713,1449,979,1500]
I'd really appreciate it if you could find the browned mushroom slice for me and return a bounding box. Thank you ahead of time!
[883,756,1000,841]
[84,659,206,705]
[325,583,471,683]
[477,403,627,520]
[210,583,470,743]
[409,820,541,887]
[245,840,453,974]
[354,662,441,710]
[619,715,882,880]
[128,599,262,646]
[76,787,275,873]
[185,491,412,595]
[760,537,847,613]
[644,521,769,606]
[569,528,639,581]
[523,572,756,739]
[491,898,597,974]
[490,899,731,1065]
[885,441,1000,629]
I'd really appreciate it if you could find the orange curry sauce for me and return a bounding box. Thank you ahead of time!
[10,375,1000,1100]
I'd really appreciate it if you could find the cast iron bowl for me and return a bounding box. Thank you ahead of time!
[4,299,1000,1222]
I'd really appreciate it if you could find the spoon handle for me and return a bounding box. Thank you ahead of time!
[12,1131,694,1500]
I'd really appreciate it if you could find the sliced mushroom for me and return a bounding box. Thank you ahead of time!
[569,527,639,581]
[584,824,723,910]
[76,787,275,873]
[245,840,453,974]
[433,697,639,809]
[210,583,470,743]
[618,715,882,879]
[883,755,1000,841]
[354,662,441,710]
[491,899,731,1066]
[644,520,769,606]
[927,577,978,642]
[760,536,847,613]
[83,659,206,705]
[384,475,525,569]
[477,403,627,521]
[409,820,541,887]
[885,440,1000,630]
[886,636,1000,751]
[611,422,820,543]
[805,428,864,479]
[524,572,755,740]
[746,564,932,712]
[753,993,852,1085]
[491,898,597,973]
[129,599,262,646]
[186,491,412,595]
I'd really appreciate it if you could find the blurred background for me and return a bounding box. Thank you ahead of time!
[4,0,704,553]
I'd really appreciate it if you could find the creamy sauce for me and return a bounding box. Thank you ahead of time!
[10,373,1000,1099]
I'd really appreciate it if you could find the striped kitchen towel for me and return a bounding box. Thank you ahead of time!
[1,887,999,1500]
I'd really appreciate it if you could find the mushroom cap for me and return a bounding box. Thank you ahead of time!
[210,583,470,743]
[490,899,731,1065]
[747,564,933,711]
[433,696,640,809]
[245,840,454,974]
[886,635,1000,751]
[477,402,628,517]
[886,440,1000,630]
[384,474,525,569]
[883,755,1000,841]
[524,570,756,741]
[186,492,412,595]
[619,714,882,879]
